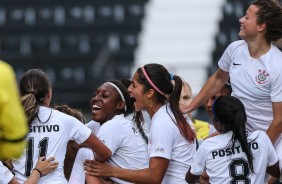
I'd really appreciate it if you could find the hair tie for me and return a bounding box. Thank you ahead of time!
[28,91,36,95]
[141,67,165,96]
[106,82,127,111]
[169,73,174,80]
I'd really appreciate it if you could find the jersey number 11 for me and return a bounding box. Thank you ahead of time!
[25,137,49,176]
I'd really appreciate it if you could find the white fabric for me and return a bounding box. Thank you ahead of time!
[69,148,93,184]
[142,110,152,137]
[125,111,151,144]
[13,106,91,184]
[190,131,278,184]
[208,124,217,135]
[86,120,101,135]
[218,40,282,132]
[218,40,282,173]
[148,104,196,184]
[0,162,14,184]
[70,114,149,184]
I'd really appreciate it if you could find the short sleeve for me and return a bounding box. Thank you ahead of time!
[218,40,244,73]
[149,121,174,160]
[0,162,14,184]
[218,44,233,72]
[66,116,91,144]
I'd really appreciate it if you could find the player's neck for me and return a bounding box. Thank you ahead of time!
[247,38,270,59]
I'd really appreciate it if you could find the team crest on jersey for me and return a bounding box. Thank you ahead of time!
[255,69,269,84]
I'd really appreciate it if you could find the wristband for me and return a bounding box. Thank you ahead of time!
[33,167,43,177]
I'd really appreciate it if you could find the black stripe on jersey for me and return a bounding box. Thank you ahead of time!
[1,133,27,143]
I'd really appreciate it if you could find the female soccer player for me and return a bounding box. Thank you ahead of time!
[69,80,149,184]
[84,63,196,183]
[12,69,111,184]
[186,96,280,184]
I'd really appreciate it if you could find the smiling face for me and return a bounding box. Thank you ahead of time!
[239,4,260,40]
[90,83,123,124]
[128,72,147,112]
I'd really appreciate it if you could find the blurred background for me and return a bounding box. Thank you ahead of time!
[1,0,281,121]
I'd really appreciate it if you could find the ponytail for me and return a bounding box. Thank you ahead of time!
[168,75,195,143]
[233,111,254,173]
[19,69,50,126]
[21,93,40,125]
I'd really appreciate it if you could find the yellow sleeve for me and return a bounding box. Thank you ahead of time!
[193,119,210,141]
[0,61,28,160]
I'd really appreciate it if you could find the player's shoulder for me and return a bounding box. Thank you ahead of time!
[247,130,266,139]
[100,114,132,134]
[52,109,82,124]
[247,130,271,147]
[227,40,246,51]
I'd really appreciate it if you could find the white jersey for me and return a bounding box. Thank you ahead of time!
[86,120,101,135]
[13,106,91,184]
[142,110,152,137]
[218,40,282,132]
[70,114,149,184]
[0,162,14,184]
[125,111,151,137]
[69,147,93,184]
[218,40,282,173]
[190,131,278,184]
[148,104,196,184]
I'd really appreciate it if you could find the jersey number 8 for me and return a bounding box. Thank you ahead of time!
[229,158,251,184]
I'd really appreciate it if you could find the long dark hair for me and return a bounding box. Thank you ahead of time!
[19,69,50,125]
[212,96,254,172]
[121,79,148,143]
[137,63,195,142]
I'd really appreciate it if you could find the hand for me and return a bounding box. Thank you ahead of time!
[84,160,115,177]
[35,157,59,176]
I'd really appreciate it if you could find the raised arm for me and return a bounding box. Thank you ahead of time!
[187,69,229,112]
[266,102,282,144]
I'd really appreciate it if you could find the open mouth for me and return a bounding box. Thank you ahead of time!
[130,96,136,103]
[92,104,101,113]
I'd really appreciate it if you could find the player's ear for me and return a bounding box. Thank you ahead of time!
[116,101,125,111]
[257,22,266,32]
[145,89,155,99]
